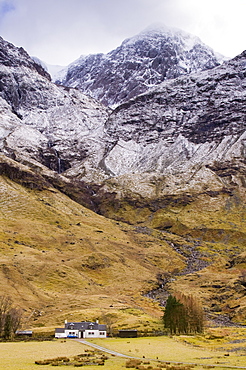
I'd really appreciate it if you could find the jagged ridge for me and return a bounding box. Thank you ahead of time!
[55,25,221,106]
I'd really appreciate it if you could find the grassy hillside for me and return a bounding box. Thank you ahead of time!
[91,168,246,325]
[0,155,245,331]
[0,156,185,331]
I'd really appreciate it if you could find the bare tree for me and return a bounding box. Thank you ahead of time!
[0,296,12,337]
[0,296,22,340]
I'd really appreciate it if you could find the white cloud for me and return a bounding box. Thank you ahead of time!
[168,0,246,57]
[0,0,245,65]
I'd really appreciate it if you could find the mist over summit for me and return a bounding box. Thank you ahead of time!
[54,24,221,107]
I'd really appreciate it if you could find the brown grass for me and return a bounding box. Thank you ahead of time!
[0,162,245,328]
[0,174,182,329]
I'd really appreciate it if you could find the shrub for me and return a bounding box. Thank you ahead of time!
[126,359,142,368]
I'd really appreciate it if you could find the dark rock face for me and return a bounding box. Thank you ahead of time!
[0,36,109,174]
[0,36,51,114]
[55,25,221,106]
[0,154,50,190]
[99,51,246,180]
[0,37,51,78]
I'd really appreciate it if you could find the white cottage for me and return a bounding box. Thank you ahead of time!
[55,321,107,339]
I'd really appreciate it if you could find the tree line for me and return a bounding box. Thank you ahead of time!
[163,292,204,335]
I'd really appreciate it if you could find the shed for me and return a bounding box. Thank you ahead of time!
[15,330,33,337]
[118,330,138,338]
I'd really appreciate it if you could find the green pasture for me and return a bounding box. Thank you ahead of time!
[90,335,246,369]
[0,332,245,370]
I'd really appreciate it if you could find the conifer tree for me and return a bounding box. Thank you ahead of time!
[163,293,204,334]
[163,295,184,334]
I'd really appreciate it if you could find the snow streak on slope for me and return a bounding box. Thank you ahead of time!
[0,36,110,174]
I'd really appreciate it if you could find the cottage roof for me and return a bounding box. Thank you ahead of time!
[55,328,65,333]
[64,321,106,331]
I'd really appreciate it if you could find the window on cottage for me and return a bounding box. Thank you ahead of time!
[100,332,105,335]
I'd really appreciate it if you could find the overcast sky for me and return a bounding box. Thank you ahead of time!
[0,0,245,66]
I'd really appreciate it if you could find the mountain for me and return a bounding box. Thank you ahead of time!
[55,24,221,106]
[0,33,245,328]
[101,51,246,175]
[65,50,246,194]
[0,35,109,176]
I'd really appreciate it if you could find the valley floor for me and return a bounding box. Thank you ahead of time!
[1,330,246,369]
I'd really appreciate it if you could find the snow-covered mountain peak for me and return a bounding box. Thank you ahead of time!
[56,25,222,106]
[123,23,201,50]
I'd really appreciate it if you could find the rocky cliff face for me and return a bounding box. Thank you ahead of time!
[66,51,246,192]
[103,51,246,171]
[0,35,245,208]
[0,36,109,175]
[55,25,221,107]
